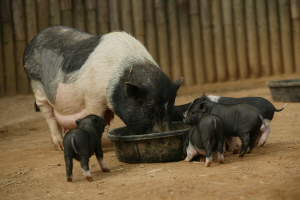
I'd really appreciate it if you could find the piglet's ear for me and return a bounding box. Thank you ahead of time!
[199,102,207,113]
[92,117,100,127]
[125,82,142,100]
[75,119,82,125]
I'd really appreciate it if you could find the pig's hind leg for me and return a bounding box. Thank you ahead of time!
[65,156,73,182]
[184,142,198,162]
[34,89,63,150]
[80,156,93,182]
[238,133,250,157]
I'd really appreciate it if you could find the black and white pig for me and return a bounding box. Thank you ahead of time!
[207,95,286,147]
[63,114,109,182]
[24,26,183,150]
[183,114,225,167]
[183,97,265,157]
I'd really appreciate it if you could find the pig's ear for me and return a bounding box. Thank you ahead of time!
[92,117,100,127]
[125,82,143,100]
[199,102,207,113]
[173,77,184,91]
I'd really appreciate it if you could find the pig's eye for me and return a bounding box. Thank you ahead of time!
[143,105,156,115]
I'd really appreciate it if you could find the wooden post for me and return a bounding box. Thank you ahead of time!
[256,0,271,76]
[233,0,249,79]
[189,0,206,84]
[60,0,73,27]
[109,0,121,31]
[85,0,97,35]
[212,0,227,82]
[155,0,171,78]
[132,0,145,44]
[97,0,109,35]
[291,0,300,73]
[222,0,238,80]
[121,0,133,34]
[279,0,294,74]
[50,0,61,26]
[145,0,158,63]
[200,0,216,83]
[167,0,182,82]
[73,0,85,31]
[25,0,38,42]
[245,0,260,78]
[268,0,283,75]
[1,0,16,96]
[36,0,49,31]
[12,0,29,94]
[177,0,194,85]
[0,24,4,97]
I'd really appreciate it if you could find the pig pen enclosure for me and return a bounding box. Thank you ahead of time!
[1,75,300,200]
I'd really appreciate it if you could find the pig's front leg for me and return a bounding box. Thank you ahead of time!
[184,142,198,162]
[35,90,63,150]
[238,133,250,157]
[95,147,110,172]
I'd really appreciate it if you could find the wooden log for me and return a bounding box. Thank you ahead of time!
[155,0,171,78]
[200,0,216,83]
[279,0,294,74]
[109,0,120,31]
[50,0,61,26]
[0,24,4,97]
[60,0,73,27]
[12,0,29,94]
[85,0,97,34]
[212,0,227,82]
[256,0,271,76]
[189,0,206,84]
[97,0,109,34]
[233,0,249,79]
[268,0,283,75]
[25,0,38,42]
[132,0,145,44]
[145,0,158,63]
[1,0,16,96]
[245,0,260,78]
[291,0,300,73]
[166,0,182,81]
[177,0,194,85]
[222,0,238,80]
[73,0,85,31]
[120,0,133,34]
[36,0,49,31]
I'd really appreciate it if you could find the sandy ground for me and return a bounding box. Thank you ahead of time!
[0,74,300,200]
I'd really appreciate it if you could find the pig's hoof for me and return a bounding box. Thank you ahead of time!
[52,139,64,151]
[67,178,72,182]
[86,176,93,182]
[219,161,225,164]
[102,168,110,172]
[239,153,245,157]
[205,163,211,167]
[232,149,239,154]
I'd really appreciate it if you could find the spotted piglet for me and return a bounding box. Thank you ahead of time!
[63,115,109,182]
[183,114,225,167]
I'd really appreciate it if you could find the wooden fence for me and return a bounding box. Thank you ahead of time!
[1,0,300,97]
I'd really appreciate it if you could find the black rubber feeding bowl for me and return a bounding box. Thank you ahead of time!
[267,78,300,102]
[107,122,191,163]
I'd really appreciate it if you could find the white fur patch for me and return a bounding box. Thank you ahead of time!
[207,95,220,103]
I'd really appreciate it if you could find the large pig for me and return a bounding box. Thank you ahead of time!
[24,26,183,150]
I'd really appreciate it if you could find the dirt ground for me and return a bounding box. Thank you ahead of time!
[0,74,300,200]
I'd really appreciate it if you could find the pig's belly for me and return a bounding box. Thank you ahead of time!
[54,109,88,130]
[53,82,88,129]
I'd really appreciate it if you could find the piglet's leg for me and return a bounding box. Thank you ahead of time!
[184,142,198,162]
[95,145,110,172]
[80,157,93,182]
[239,133,250,157]
[65,156,73,182]
[258,122,271,147]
